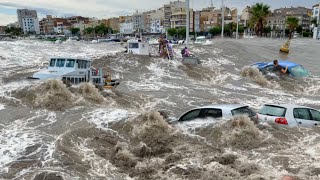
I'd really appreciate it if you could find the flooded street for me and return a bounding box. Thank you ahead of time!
[0,38,320,179]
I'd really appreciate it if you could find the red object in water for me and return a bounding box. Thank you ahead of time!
[275,118,288,125]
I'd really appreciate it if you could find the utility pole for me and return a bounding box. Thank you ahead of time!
[186,0,190,48]
[211,0,213,7]
[236,15,239,39]
[221,0,224,38]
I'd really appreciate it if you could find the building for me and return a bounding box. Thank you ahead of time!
[132,11,146,32]
[240,6,251,27]
[200,7,220,32]
[21,17,40,34]
[66,16,89,24]
[194,11,201,33]
[17,9,37,28]
[53,19,70,34]
[163,1,185,30]
[120,22,134,34]
[119,16,126,23]
[312,4,320,39]
[150,8,165,33]
[170,3,194,32]
[312,4,320,26]
[107,17,120,31]
[267,7,312,31]
[200,7,236,32]
[143,11,153,33]
[120,15,134,34]
[39,15,53,34]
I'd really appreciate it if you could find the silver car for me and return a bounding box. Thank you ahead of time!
[178,104,257,122]
[257,104,320,128]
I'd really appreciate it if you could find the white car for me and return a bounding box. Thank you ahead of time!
[178,104,257,122]
[257,104,320,128]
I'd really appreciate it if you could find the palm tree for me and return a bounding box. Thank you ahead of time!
[249,3,271,37]
[286,16,299,39]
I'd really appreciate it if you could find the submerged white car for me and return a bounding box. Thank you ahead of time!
[178,104,257,122]
[257,104,320,128]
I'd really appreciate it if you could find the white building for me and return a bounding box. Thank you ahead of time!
[17,9,37,28]
[150,9,165,33]
[120,22,134,34]
[22,17,40,34]
[313,4,320,22]
[312,3,320,39]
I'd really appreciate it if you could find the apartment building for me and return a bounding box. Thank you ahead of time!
[17,9,37,28]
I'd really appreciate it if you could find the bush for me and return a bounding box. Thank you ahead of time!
[302,32,311,37]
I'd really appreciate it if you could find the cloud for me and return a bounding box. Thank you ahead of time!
[0,13,17,26]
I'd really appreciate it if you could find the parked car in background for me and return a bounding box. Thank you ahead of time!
[177,104,257,122]
[257,104,320,128]
[251,61,310,78]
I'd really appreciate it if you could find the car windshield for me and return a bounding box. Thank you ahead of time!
[259,105,286,117]
[289,65,310,77]
[231,106,256,117]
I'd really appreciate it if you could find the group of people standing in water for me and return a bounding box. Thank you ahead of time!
[158,35,192,59]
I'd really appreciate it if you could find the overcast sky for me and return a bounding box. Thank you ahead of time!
[0,0,318,25]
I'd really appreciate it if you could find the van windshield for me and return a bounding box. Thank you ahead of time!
[259,105,286,117]
[49,59,56,67]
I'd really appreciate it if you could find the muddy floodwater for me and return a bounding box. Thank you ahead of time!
[0,38,320,180]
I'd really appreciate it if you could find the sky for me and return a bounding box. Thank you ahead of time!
[0,0,318,26]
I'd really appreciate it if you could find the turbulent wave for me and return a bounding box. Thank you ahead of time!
[240,66,269,86]
[23,112,317,179]
[12,80,105,111]
[1,39,320,179]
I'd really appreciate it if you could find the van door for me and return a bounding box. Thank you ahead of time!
[293,108,318,128]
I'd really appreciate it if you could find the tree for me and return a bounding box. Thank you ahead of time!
[5,28,11,34]
[209,27,221,35]
[286,16,299,38]
[4,27,22,36]
[263,26,271,36]
[167,28,177,37]
[238,25,245,33]
[249,3,271,37]
[296,26,303,34]
[95,24,107,36]
[84,27,94,35]
[177,28,186,38]
[70,27,80,36]
[311,17,318,27]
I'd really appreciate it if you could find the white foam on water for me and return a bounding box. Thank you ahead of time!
[82,108,137,129]
[224,84,248,91]
[0,110,57,173]
[0,104,5,110]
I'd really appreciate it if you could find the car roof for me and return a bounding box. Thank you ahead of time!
[266,61,299,68]
[51,58,91,62]
[252,61,300,68]
[200,104,247,111]
[262,103,316,109]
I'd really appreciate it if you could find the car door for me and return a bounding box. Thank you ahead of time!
[293,108,317,128]
[179,109,202,121]
[309,109,320,127]
[202,108,223,119]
